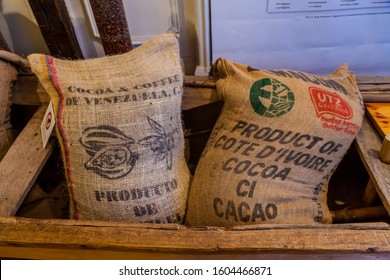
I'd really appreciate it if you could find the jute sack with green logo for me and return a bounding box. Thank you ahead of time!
[0,51,29,160]
[28,33,190,223]
[186,58,364,226]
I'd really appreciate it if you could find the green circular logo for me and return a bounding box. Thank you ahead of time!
[250,78,295,117]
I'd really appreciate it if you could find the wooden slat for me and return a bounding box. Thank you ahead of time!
[331,206,388,223]
[361,93,390,103]
[358,84,390,92]
[355,117,390,216]
[0,246,388,260]
[356,76,390,102]
[11,75,390,106]
[366,103,390,138]
[12,75,49,105]
[356,76,390,85]
[12,75,219,110]
[182,86,219,110]
[0,106,56,217]
[188,76,390,88]
[0,217,389,259]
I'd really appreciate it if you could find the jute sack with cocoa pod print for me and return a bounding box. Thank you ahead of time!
[0,51,29,160]
[28,34,190,222]
[185,58,364,227]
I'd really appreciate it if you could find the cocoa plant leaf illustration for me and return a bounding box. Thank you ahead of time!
[158,152,166,162]
[166,150,173,170]
[147,116,166,136]
[138,135,162,146]
[139,116,178,170]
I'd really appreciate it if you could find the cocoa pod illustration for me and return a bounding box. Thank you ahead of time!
[80,126,137,179]
[84,145,138,179]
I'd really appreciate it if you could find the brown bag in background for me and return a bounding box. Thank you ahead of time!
[28,34,190,223]
[186,58,364,227]
[0,51,29,160]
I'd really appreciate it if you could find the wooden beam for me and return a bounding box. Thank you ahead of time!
[331,206,388,223]
[0,217,389,259]
[12,75,219,110]
[28,0,83,59]
[11,75,49,106]
[0,106,56,216]
[355,117,390,216]
[356,76,390,84]
[13,75,390,107]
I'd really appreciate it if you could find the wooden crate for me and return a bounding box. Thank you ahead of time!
[1,75,390,260]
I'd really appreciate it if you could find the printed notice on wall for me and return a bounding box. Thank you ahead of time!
[267,0,390,13]
[210,0,390,75]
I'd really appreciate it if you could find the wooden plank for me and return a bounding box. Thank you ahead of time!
[0,217,390,259]
[12,75,219,110]
[0,106,56,217]
[361,93,390,103]
[188,76,390,87]
[182,86,219,110]
[366,103,390,138]
[355,117,390,216]
[331,206,388,223]
[1,246,389,260]
[12,75,49,105]
[185,76,390,103]
[188,76,390,89]
[358,84,390,92]
[28,0,83,59]
[12,75,390,106]
[356,76,390,85]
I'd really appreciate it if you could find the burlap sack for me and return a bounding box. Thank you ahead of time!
[186,58,364,226]
[28,33,190,223]
[0,51,29,160]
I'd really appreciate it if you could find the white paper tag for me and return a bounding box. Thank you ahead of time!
[40,101,55,149]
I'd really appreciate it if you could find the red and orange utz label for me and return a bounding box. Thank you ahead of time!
[310,87,360,136]
[309,87,353,119]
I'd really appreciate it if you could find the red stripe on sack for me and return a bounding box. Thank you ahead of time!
[46,56,80,219]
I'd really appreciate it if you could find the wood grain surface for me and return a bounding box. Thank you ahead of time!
[366,103,390,138]
[0,106,56,217]
[0,217,390,259]
[355,117,390,216]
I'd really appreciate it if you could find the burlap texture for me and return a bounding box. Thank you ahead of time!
[186,58,364,226]
[0,50,26,160]
[28,34,190,223]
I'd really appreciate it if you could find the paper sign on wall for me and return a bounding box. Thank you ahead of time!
[211,0,390,75]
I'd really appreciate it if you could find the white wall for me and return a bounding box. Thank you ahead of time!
[126,0,175,45]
